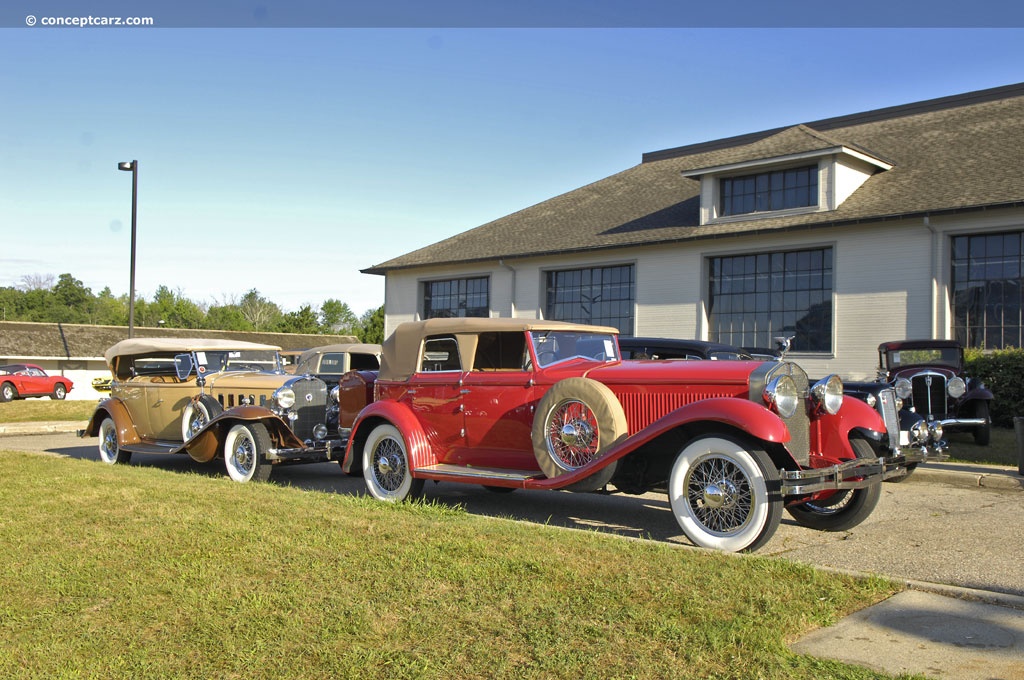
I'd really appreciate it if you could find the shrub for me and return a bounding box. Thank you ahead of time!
[964,346,1024,427]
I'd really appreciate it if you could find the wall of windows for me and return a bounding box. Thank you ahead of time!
[708,247,833,352]
[422,276,490,319]
[720,165,818,217]
[951,231,1024,349]
[545,264,635,334]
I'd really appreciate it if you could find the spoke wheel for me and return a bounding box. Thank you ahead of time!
[531,378,627,491]
[224,423,273,483]
[669,434,781,553]
[181,395,223,441]
[786,437,882,531]
[98,416,131,465]
[363,424,424,502]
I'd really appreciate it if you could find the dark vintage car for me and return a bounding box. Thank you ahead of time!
[619,337,754,361]
[0,363,73,401]
[875,339,994,446]
[80,338,346,482]
[337,318,927,552]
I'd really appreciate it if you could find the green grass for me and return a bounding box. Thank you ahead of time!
[0,452,915,680]
[0,400,96,423]
[945,426,1019,467]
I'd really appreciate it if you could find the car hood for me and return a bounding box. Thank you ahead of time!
[889,366,958,381]
[205,371,296,391]
[580,358,765,386]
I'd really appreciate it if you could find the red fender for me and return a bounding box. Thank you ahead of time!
[342,400,435,474]
[811,396,887,466]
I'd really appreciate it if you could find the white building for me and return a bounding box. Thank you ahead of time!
[365,83,1024,379]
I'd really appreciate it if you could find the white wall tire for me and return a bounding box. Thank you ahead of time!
[363,424,424,502]
[223,423,273,483]
[98,416,131,465]
[181,395,223,441]
[785,437,881,531]
[668,434,782,553]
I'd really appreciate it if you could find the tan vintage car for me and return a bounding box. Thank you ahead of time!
[80,338,345,482]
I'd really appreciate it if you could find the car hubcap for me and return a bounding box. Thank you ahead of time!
[373,440,405,491]
[547,400,599,469]
[232,438,254,474]
[685,456,752,534]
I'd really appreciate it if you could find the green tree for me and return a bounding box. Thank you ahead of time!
[276,305,321,334]
[239,289,281,331]
[358,305,385,344]
[91,287,127,326]
[145,285,204,329]
[204,304,252,331]
[320,299,358,334]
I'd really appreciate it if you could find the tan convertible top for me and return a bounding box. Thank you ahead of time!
[380,318,619,381]
[104,337,282,365]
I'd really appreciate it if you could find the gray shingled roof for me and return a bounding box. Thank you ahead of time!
[0,321,357,359]
[364,83,1024,274]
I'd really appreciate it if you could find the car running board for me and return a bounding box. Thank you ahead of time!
[415,463,544,484]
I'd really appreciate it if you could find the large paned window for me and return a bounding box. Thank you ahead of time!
[422,277,489,319]
[709,247,833,352]
[951,231,1024,349]
[545,264,635,335]
[720,165,818,217]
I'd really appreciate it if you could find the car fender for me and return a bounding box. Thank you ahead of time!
[523,397,795,490]
[186,406,303,463]
[964,385,994,402]
[342,400,433,475]
[80,397,143,446]
[813,395,887,464]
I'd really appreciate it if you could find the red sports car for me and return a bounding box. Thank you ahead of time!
[0,363,73,401]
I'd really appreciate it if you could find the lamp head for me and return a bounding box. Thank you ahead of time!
[118,161,136,171]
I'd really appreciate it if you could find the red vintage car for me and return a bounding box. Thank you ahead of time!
[340,319,923,552]
[0,363,73,401]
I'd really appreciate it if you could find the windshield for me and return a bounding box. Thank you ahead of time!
[529,331,619,368]
[194,349,282,374]
[885,347,960,370]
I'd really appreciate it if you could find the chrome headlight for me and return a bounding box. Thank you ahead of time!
[764,375,799,419]
[894,378,913,399]
[929,420,944,443]
[947,377,966,399]
[810,375,844,415]
[274,387,296,409]
[330,385,340,404]
[909,419,931,445]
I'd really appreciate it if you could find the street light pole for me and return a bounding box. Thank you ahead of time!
[117,160,138,338]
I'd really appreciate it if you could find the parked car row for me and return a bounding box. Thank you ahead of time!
[82,322,969,553]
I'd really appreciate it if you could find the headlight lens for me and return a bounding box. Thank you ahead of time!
[894,378,913,399]
[274,387,296,409]
[764,375,799,419]
[810,375,844,415]
[947,377,966,399]
[330,386,340,404]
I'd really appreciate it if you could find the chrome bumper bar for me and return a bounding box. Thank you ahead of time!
[779,453,934,496]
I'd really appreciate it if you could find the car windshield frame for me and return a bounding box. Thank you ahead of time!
[529,330,619,368]
[884,346,961,371]
[189,349,283,375]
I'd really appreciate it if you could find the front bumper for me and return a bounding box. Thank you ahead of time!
[779,450,940,496]
[267,437,346,463]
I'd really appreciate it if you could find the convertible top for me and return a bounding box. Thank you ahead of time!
[104,337,282,365]
[380,318,619,381]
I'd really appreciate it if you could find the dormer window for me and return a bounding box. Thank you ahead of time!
[720,165,818,217]
[682,125,893,226]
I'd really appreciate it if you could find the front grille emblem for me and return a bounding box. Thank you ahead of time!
[305,393,313,403]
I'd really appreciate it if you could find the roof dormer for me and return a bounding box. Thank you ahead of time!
[681,125,893,226]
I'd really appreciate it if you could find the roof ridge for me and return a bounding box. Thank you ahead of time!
[642,81,1024,163]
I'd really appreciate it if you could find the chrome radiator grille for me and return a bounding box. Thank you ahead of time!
[289,377,328,441]
[911,372,947,419]
[877,388,901,450]
[781,367,810,467]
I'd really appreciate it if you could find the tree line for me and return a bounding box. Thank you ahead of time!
[1,273,384,344]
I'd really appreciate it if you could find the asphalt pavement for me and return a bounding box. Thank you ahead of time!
[3,420,1024,679]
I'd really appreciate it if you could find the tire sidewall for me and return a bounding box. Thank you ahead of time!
[668,434,780,552]
[224,422,271,483]
[785,437,882,531]
[97,416,120,464]
[52,383,67,400]
[1,382,16,402]
[181,395,222,441]
[363,423,421,502]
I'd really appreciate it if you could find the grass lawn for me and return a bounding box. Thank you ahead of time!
[0,452,915,679]
[0,399,96,423]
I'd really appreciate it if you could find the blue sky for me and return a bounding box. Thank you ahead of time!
[2,9,1023,317]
